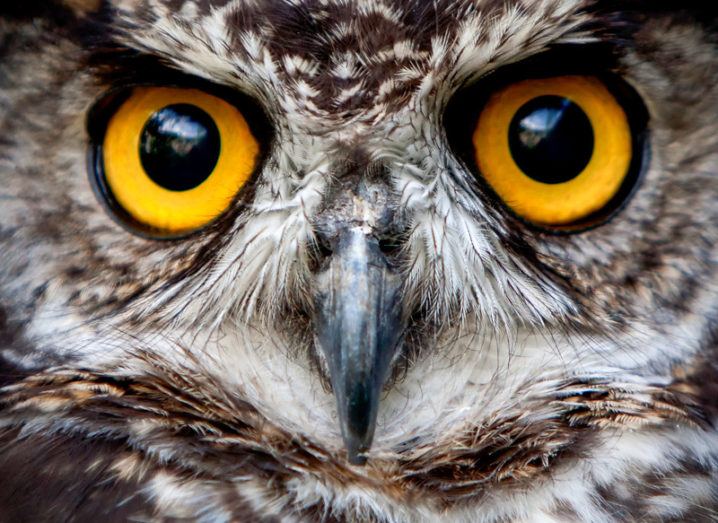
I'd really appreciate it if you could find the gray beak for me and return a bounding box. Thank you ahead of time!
[313,227,404,464]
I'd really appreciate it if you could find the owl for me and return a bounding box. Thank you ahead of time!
[0,0,717,521]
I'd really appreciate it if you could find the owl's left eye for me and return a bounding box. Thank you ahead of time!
[91,87,261,235]
[447,73,648,230]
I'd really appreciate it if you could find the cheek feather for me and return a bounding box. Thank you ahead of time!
[0,1,717,521]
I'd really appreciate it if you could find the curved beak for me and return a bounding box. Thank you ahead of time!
[313,228,404,464]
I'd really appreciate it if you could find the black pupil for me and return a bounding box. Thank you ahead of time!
[508,96,594,184]
[140,104,221,192]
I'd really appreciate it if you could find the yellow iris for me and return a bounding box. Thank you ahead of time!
[102,87,260,233]
[473,76,632,226]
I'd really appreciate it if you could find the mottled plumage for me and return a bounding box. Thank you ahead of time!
[0,1,717,521]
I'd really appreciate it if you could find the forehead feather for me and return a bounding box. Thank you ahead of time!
[108,0,592,116]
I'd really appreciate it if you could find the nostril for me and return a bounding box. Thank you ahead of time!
[309,232,335,272]
[316,236,334,259]
[378,235,403,258]
[310,220,406,272]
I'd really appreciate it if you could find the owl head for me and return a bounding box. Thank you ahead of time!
[1,1,717,521]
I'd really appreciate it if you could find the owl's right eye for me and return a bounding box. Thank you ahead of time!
[444,65,649,232]
[90,86,261,236]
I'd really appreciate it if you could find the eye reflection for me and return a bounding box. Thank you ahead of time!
[139,104,221,192]
[509,95,594,185]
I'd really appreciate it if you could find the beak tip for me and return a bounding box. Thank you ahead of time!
[344,432,371,466]
[347,450,369,466]
[340,401,378,465]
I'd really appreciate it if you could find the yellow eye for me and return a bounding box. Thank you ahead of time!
[473,76,635,227]
[99,87,260,234]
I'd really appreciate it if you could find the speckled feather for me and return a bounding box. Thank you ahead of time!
[0,1,717,521]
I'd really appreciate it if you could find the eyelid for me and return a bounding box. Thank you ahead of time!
[87,79,273,146]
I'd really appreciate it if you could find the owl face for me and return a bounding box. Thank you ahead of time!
[1,1,717,521]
